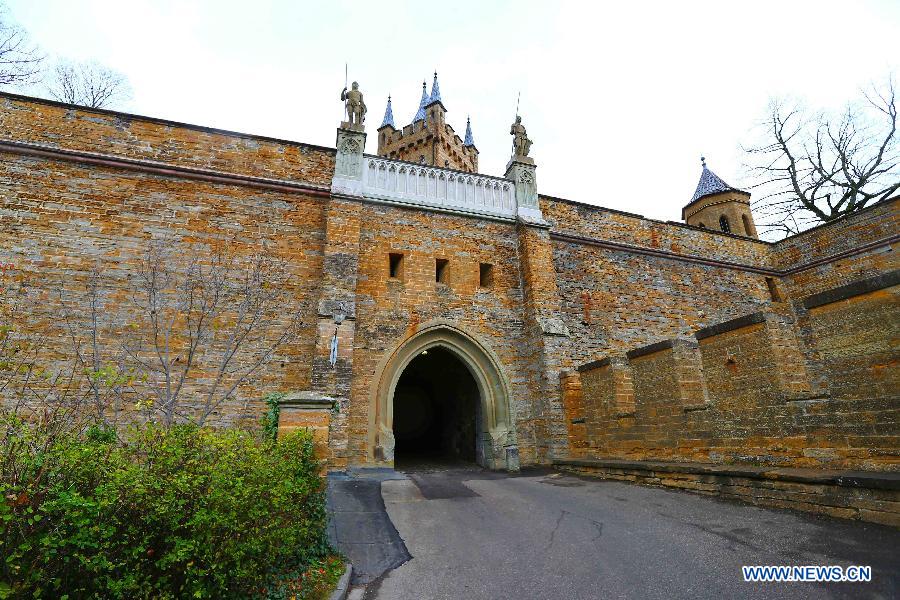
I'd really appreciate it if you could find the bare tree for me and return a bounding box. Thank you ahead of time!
[58,271,136,427]
[746,79,899,237]
[3,240,302,430]
[0,269,100,437]
[46,60,131,109]
[122,242,302,426]
[0,4,43,87]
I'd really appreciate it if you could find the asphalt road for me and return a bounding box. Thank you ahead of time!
[357,466,898,600]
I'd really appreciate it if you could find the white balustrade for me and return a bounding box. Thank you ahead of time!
[360,157,517,220]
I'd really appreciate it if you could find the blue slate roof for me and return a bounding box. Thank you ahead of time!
[412,81,428,123]
[427,71,442,106]
[690,157,745,203]
[380,95,395,129]
[464,116,475,147]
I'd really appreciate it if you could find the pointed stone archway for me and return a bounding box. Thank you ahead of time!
[369,323,519,471]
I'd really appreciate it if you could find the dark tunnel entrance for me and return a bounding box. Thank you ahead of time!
[392,346,481,467]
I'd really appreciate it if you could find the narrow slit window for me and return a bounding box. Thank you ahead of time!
[741,214,753,236]
[765,277,783,302]
[389,253,404,280]
[479,263,494,288]
[435,258,449,284]
[719,215,731,233]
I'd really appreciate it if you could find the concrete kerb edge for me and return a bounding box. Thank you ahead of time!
[329,562,353,600]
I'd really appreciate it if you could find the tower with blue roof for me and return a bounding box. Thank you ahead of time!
[682,157,758,238]
[377,72,479,173]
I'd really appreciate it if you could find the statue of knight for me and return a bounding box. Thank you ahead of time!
[341,81,367,127]
[510,115,532,158]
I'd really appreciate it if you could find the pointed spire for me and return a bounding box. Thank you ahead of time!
[428,71,442,105]
[413,81,428,123]
[380,95,395,129]
[463,116,475,147]
[690,156,744,203]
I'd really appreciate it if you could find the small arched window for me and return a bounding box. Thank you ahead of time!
[698,222,706,228]
[741,214,753,236]
[719,215,731,233]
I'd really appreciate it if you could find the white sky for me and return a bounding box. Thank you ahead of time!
[6,0,899,222]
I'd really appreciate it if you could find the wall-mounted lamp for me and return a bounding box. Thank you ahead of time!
[333,301,346,325]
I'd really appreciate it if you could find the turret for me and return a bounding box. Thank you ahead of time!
[412,81,428,124]
[380,95,396,130]
[424,71,446,126]
[377,95,397,152]
[376,72,479,172]
[683,157,758,238]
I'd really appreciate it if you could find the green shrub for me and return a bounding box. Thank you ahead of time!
[267,555,345,600]
[0,418,331,599]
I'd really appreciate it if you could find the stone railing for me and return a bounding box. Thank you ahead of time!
[361,156,517,220]
[331,126,544,224]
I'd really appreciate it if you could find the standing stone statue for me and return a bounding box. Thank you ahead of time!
[341,81,367,128]
[510,115,532,158]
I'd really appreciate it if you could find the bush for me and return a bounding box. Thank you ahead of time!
[0,418,331,599]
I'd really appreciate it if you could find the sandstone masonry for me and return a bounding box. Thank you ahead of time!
[1,85,897,524]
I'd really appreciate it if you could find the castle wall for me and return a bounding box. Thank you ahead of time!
[567,283,899,473]
[772,198,899,298]
[1,93,896,486]
[551,192,899,525]
[542,196,776,366]
[345,202,537,464]
[0,94,332,425]
[1,95,335,184]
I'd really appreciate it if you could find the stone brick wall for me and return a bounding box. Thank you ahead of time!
[543,196,775,366]
[345,201,538,464]
[2,92,896,478]
[802,283,899,405]
[568,283,899,471]
[773,198,899,299]
[542,195,772,264]
[1,93,335,184]
[556,459,900,527]
[0,93,332,425]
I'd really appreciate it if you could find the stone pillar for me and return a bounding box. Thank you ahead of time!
[505,151,572,463]
[560,370,587,457]
[331,124,366,197]
[763,304,816,398]
[671,337,710,410]
[277,391,335,468]
[306,125,367,471]
[505,156,545,225]
[513,220,572,464]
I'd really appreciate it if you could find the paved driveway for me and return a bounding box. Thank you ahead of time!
[349,466,898,600]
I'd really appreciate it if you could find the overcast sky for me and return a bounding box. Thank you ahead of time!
[6,0,899,222]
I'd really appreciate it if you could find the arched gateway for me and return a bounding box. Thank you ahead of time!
[369,323,519,471]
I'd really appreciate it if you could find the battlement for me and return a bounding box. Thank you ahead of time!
[565,269,900,475]
[378,121,477,173]
[376,74,478,172]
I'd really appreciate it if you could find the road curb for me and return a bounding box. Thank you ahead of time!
[329,562,353,600]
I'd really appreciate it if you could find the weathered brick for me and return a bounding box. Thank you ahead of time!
[1,92,897,497]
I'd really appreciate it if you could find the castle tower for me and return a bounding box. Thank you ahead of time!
[683,157,758,238]
[376,72,479,173]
